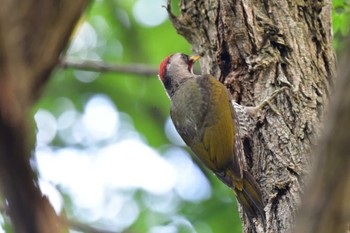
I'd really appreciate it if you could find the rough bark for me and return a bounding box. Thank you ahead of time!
[0,1,87,232]
[167,0,334,232]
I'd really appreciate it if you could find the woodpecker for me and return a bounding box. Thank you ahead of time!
[158,53,265,223]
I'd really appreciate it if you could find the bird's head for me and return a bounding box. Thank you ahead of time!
[158,53,201,97]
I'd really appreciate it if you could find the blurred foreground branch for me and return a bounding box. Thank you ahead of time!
[294,37,350,233]
[58,59,158,76]
[0,0,88,232]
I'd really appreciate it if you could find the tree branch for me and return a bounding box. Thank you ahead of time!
[0,1,88,232]
[58,60,158,76]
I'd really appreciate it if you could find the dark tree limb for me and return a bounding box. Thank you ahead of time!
[58,59,158,76]
[0,1,88,232]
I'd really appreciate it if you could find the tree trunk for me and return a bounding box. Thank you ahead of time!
[0,1,87,232]
[167,0,335,232]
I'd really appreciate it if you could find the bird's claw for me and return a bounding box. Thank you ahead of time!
[246,87,289,116]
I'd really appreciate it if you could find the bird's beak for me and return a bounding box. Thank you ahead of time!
[189,54,201,63]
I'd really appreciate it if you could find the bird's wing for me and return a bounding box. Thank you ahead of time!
[184,76,236,173]
[170,75,241,177]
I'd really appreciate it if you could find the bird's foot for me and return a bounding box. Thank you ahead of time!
[245,87,289,116]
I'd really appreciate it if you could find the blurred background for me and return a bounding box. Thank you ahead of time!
[1,0,349,232]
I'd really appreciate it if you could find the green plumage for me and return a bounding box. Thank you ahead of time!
[170,74,265,223]
[159,53,265,224]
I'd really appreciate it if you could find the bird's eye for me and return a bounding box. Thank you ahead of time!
[181,55,193,72]
[181,54,189,63]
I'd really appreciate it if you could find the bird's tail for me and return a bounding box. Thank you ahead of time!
[234,170,265,223]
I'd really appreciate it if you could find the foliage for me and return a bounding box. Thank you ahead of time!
[332,0,350,50]
[28,0,241,233]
